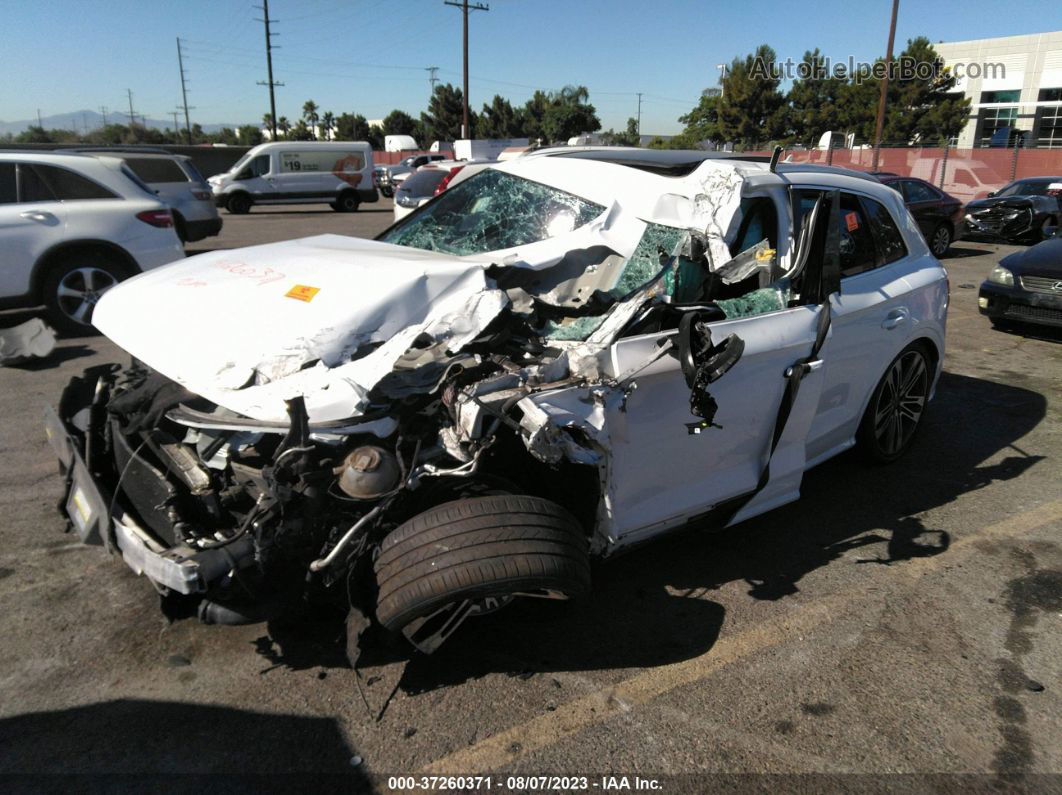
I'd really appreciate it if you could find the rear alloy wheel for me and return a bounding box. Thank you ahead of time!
[858,344,931,463]
[333,192,359,212]
[373,495,591,654]
[929,223,952,257]
[41,253,126,336]
[226,193,252,214]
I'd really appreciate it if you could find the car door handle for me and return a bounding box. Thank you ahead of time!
[20,210,55,222]
[881,308,910,330]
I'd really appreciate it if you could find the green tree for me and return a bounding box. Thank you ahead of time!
[289,119,313,141]
[521,90,551,142]
[786,49,846,146]
[382,109,419,139]
[717,44,787,146]
[673,91,724,147]
[277,116,291,139]
[600,117,641,146]
[421,83,467,143]
[15,125,55,143]
[238,125,263,145]
[334,112,371,141]
[320,111,335,140]
[883,37,971,145]
[541,85,600,143]
[478,95,523,138]
[302,100,320,139]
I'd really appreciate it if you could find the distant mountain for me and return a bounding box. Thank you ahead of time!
[0,109,246,136]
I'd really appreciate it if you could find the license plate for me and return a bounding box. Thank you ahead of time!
[65,464,105,545]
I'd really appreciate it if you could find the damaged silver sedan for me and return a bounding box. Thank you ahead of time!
[45,148,948,657]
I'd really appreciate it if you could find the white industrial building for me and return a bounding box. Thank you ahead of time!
[937,30,1062,148]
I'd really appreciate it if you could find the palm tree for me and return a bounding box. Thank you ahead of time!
[277,116,291,139]
[302,100,319,140]
[262,112,274,139]
[320,111,334,141]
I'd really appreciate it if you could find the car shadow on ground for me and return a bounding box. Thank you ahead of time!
[0,698,372,788]
[990,322,1062,344]
[260,371,1046,694]
[943,244,994,259]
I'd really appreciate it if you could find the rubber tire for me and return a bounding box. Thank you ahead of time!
[856,342,931,465]
[172,212,188,243]
[40,251,129,336]
[374,495,591,633]
[226,193,252,214]
[929,223,952,257]
[333,191,359,212]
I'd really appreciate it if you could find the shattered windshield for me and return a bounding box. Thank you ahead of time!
[380,169,605,255]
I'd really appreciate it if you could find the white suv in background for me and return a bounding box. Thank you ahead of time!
[0,152,184,335]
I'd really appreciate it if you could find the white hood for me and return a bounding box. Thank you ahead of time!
[93,235,507,423]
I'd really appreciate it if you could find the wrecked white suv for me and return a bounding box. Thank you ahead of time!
[46,148,947,656]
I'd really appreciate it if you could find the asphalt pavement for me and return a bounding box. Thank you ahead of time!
[1,205,1060,792]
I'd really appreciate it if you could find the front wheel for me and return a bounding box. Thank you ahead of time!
[41,252,128,336]
[929,223,952,257]
[225,193,252,214]
[373,495,591,654]
[857,343,931,463]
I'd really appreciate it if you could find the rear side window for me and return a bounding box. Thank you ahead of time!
[126,157,189,184]
[901,180,939,203]
[22,164,117,201]
[0,163,15,203]
[838,193,877,277]
[862,198,908,265]
[400,169,449,197]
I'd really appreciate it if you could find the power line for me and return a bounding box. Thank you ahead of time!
[124,89,137,126]
[176,38,195,144]
[254,0,283,136]
[444,0,488,138]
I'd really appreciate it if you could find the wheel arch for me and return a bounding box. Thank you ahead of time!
[31,240,140,303]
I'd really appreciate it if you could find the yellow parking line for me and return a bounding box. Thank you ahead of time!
[422,498,1062,775]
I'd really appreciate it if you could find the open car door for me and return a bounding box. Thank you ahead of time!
[603,191,841,547]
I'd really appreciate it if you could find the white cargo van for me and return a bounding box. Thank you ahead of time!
[208,141,377,214]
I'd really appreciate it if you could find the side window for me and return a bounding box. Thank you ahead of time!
[251,155,270,177]
[27,165,117,200]
[838,193,877,278]
[18,165,58,202]
[729,197,778,255]
[126,158,188,184]
[0,163,16,204]
[862,197,908,265]
[901,180,939,203]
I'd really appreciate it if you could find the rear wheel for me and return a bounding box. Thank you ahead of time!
[374,495,591,654]
[40,251,129,336]
[333,191,359,212]
[857,343,931,463]
[225,192,252,214]
[929,223,952,257]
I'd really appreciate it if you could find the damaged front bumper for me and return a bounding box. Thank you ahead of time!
[44,400,253,595]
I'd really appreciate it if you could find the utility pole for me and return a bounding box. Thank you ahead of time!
[176,37,194,144]
[636,92,643,139]
[99,106,109,126]
[444,0,488,139]
[125,89,137,126]
[871,0,899,172]
[171,110,180,134]
[255,0,283,138]
[36,109,43,128]
[426,66,439,96]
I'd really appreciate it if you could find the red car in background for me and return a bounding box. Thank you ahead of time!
[871,173,964,257]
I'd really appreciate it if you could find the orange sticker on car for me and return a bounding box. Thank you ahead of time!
[845,211,860,232]
[285,285,320,302]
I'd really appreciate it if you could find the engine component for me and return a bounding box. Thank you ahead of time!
[335,445,400,499]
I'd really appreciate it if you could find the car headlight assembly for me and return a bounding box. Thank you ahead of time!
[988,265,1014,286]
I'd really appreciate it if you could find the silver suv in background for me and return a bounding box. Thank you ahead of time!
[77,150,222,242]
[0,152,184,334]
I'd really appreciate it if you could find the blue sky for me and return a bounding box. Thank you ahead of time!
[1,0,1058,135]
